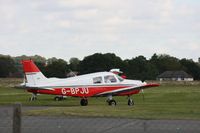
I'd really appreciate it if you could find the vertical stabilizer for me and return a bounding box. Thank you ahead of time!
[21,60,47,85]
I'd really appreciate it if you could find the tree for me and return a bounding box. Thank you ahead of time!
[79,53,124,74]
[45,59,69,78]
[180,59,200,80]
[69,57,80,71]
[150,54,183,74]
[14,55,46,63]
[47,57,58,64]
[0,55,17,77]
[1,53,200,80]
[125,56,158,80]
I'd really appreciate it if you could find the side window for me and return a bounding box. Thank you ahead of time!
[93,77,103,84]
[104,75,117,83]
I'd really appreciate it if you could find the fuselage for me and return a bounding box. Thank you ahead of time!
[27,72,145,97]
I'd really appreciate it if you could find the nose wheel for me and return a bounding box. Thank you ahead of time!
[106,95,117,106]
[108,100,117,106]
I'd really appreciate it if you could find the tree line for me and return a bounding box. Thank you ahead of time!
[0,53,200,80]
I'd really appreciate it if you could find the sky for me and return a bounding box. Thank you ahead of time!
[0,0,200,61]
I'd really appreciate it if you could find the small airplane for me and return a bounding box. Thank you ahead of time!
[20,60,159,106]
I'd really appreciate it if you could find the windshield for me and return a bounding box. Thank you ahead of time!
[116,75,124,82]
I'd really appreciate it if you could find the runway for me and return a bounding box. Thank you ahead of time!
[0,106,200,133]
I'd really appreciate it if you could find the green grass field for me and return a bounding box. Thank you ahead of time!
[0,78,200,120]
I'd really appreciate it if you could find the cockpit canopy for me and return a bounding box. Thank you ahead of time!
[92,74,124,84]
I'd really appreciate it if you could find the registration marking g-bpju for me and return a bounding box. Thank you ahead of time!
[62,87,89,95]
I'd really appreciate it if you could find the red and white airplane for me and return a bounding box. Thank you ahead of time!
[20,60,159,106]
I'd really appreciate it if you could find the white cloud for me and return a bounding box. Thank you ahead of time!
[45,12,64,21]
[160,0,173,19]
[73,8,99,19]
[187,42,200,51]
[57,20,71,28]
[104,16,130,26]
[58,0,125,9]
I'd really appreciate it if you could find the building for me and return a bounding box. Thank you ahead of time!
[157,71,194,81]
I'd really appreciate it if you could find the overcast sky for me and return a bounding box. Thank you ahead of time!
[0,0,199,61]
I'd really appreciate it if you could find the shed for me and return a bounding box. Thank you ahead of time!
[157,71,194,81]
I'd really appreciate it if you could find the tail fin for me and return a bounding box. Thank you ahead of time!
[21,60,47,85]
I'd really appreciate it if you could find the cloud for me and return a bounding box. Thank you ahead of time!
[0,0,199,61]
[160,0,173,20]
[57,20,71,28]
[73,8,99,19]
[58,0,125,9]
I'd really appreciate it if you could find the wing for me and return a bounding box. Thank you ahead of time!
[95,83,159,96]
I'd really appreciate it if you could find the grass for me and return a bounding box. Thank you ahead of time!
[0,78,200,120]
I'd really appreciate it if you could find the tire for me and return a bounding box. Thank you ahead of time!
[108,100,116,106]
[54,97,60,101]
[55,96,64,101]
[128,99,134,106]
[106,99,110,105]
[84,99,88,106]
[80,99,88,106]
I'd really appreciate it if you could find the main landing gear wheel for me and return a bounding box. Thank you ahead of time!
[127,95,134,106]
[80,98,88,106]
[108,100,117,106]
[106,95,116,106]
[54,96,64,101]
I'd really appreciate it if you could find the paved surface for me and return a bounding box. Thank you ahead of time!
[1,106,200,133]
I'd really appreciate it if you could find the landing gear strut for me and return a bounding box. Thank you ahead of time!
[127,95,134,106]
[80,98,88,106]
[106,95,116,106]
[29,93,37,101]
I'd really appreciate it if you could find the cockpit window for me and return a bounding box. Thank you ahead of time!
[104,75,117,83]
[93,76,103,84]
[116,75,124,82]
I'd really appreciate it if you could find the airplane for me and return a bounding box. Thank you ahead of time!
[20,60,159,106]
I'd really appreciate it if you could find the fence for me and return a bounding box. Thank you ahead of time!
[0,103,21,133]
[0,103,200,133]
